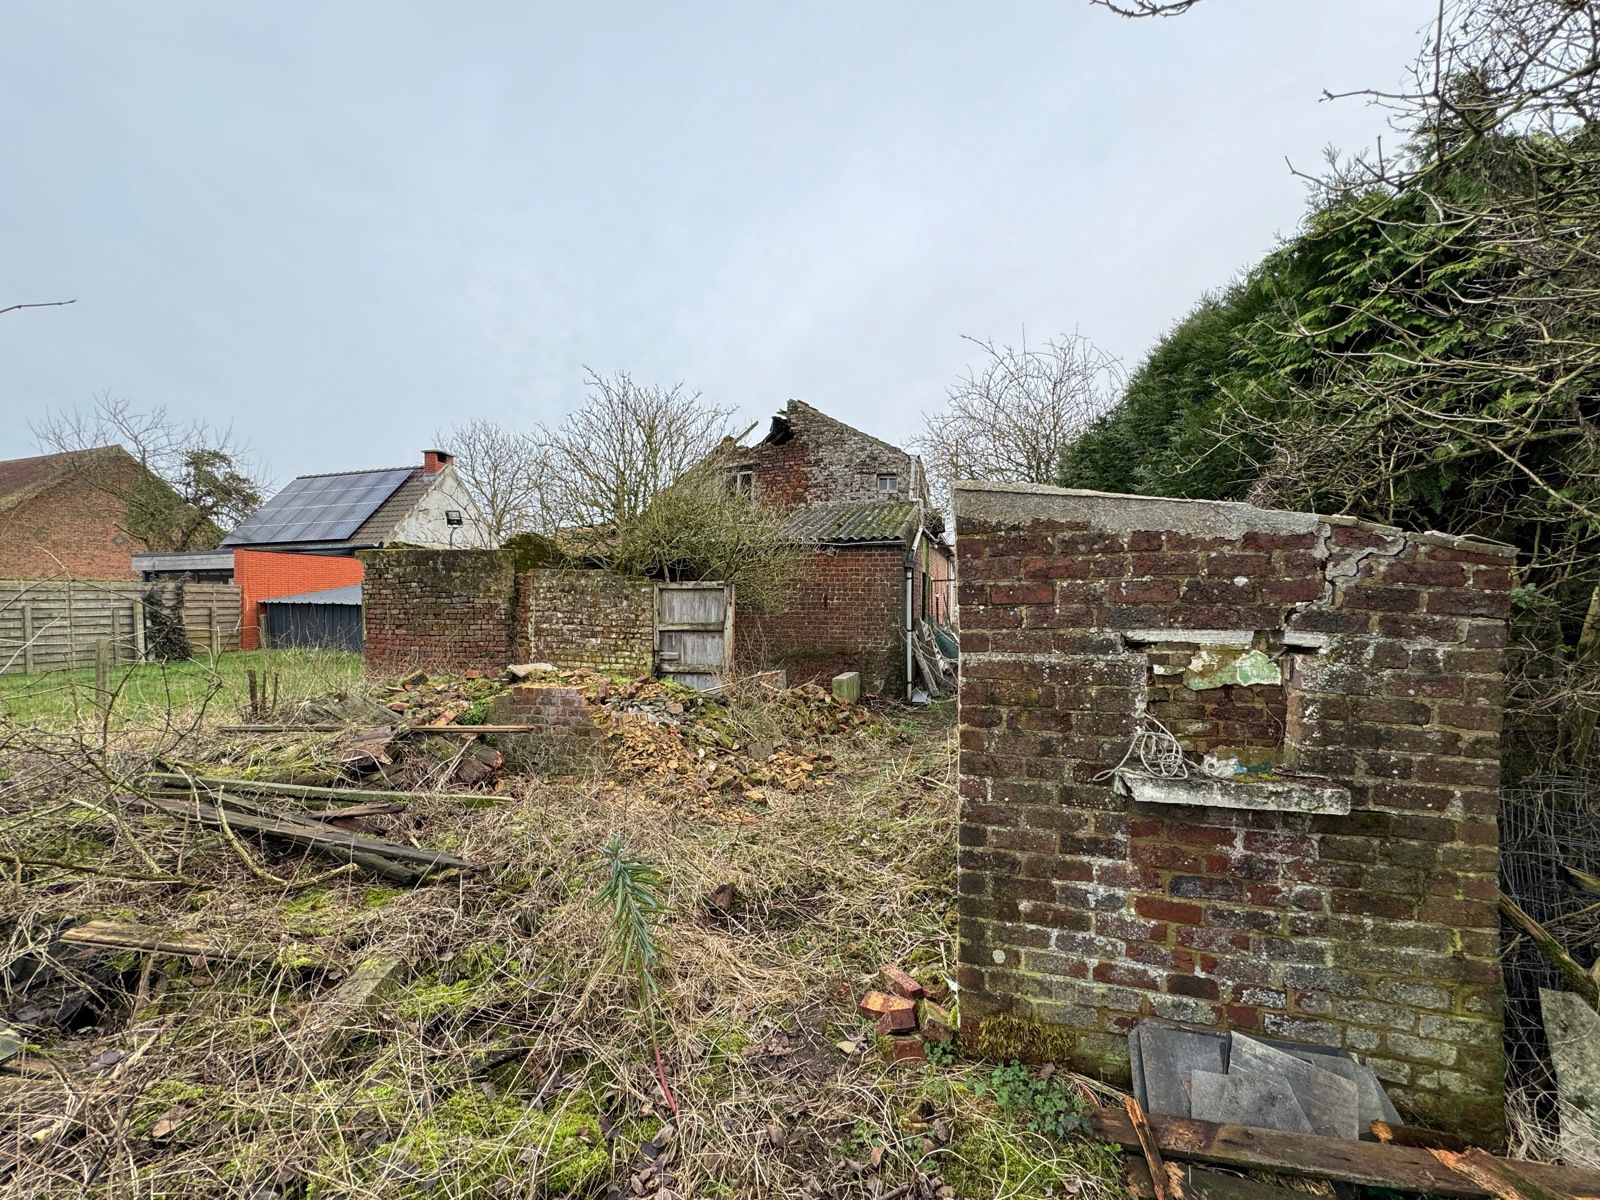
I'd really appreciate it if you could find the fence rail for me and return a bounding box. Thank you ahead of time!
[0,579,242,675]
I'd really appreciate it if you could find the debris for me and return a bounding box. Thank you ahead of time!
[1090,1107,1600,1198]
[296,955,407,1058]
[505,662,557,679]
[57,919,299,965]
[881,963,924,1000]
[144,773,424,807]
[1123,1095,1184,1200]
[1187,1070,1314,1136]
[139,794,475,884]
[1504,894,1600,1008]
[858,990,915,1032]
[886,1035,925,1067]
[1540,988,1600,1167]
[1184,646,1282,691]
[831,672,861,703]
[1430,1147,1571,1200]
[917,1000,955,1045]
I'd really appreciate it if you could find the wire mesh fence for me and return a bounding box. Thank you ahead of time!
[1500,774,1600,1150]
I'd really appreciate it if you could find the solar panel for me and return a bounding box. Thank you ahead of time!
[222,468,413,546]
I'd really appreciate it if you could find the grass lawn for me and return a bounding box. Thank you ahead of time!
[0,648,364,728]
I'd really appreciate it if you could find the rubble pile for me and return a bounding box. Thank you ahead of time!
[856,963,954,1069]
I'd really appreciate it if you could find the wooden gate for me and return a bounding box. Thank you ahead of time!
[654,582,733,691]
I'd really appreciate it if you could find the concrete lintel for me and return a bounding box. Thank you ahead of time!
[1116,771,1352,816]
[1123,628,1254,647]
[1282,630,1332,649]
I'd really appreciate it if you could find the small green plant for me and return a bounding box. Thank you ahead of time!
[974,1062,1086,1141]
[925,1039,957,1068]
[592,836,669,997]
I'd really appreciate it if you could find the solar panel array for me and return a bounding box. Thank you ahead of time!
[222,468,413,546]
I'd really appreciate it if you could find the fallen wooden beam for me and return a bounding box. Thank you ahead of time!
[1088,1107,1600,1199]
[1500,893,1600,1008]
[1126,1095,1185,1200]
[216,723,551,736]
[138,796,476,883]
[1433,1148,1579,1200]
[145,774,425,806]
[217,724,351,733]
[1126,1158,1315,1200]
[58,919,297,965]
[1372,1120,1471,1151]
[296,954,407,1057]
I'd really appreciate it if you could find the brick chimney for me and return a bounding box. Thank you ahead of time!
[422,448,454,474]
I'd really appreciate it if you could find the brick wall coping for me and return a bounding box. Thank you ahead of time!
[952,481,1517,558]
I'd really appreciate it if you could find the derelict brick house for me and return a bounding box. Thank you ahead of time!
[0,446,190,580]
[730,401,954,696]
[136,449,493,650]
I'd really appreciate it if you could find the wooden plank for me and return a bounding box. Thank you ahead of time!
[139,795,475,880]
[296,955,407,1057]
[1371,1120,1471,1151]
[1088,1108,1600,1200]
[1126,1158,1318,1200]
[1434,1148,1581,1200]
[1126,1095,1186,1200]
[145,773,421,806]
[58,919,296,964]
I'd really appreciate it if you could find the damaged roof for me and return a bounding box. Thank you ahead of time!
[780,499,922,545]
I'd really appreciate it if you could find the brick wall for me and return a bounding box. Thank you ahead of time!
[953,482,1513,1141]
[0,477,148,580]
[741,544,907,695]
[484,683,603,767]
[360,549,518,674]
[234,549,365,650]
[735,400,923,509]
[360,556,658,677]
[526,570,655,675]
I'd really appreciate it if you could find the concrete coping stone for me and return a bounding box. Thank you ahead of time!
[951,480,1516,557]
[1123,629,1255,647]
[1115,770,1352,816]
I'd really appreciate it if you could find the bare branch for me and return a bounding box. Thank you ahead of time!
[0,299,75,316]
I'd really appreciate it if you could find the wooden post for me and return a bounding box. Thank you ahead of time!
[21,604,34,674]
[132,595,146,661]
[209,606,219,655]
[94,638,111,711]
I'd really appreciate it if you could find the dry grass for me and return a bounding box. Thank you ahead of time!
[0,684,1124,1200]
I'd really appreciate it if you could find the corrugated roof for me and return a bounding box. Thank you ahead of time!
[780,500,920,545]
[259,583,363,606]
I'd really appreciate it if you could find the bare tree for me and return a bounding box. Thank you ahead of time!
[1089,0,1205,15]
[916,332,1123,508]
[33,395,263,552]
[541,369,736,536]
[433,418,550,542]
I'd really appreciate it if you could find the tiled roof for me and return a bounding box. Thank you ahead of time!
[0,446,124,513]
[780,499,921,545]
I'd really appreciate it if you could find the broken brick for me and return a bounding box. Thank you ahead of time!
[859,990,916,1032]
[917,1000,955,1044]
[886,1035,926,1066]
[881,963,924,1000]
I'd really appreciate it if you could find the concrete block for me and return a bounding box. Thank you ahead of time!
[831,671,861,703]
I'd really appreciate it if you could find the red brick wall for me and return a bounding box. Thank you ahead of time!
[953,484,1513,1141]
[0,478,148,580]
[359,549,517,674]
[234,550,365,650]
[741,544,907,695]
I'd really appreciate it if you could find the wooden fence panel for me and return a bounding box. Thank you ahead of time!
[0,580,241,675]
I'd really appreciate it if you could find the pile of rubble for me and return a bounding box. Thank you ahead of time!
[855,964,954,1067]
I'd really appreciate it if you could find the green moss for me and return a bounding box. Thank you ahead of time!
[375,1089,611,1198]
[277,888,341,935]
[394,942,514,1020]
[362,886,402,909]
[939,1121,1121,1200]
[963,1013,1078,1065]
[131,1079,223,1136]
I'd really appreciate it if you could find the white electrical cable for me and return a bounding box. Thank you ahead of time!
[1092,715,1190,782]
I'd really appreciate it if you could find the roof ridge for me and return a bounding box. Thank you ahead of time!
[291,465,417,480]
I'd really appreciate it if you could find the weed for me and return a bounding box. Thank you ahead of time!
[974,1061,1086,1140]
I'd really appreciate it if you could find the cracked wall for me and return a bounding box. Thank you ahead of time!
[952,482,1514,1141]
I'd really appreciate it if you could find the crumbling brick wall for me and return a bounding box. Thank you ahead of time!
[735,400,924,508]
[740,544,907,694]
[526,570,654,676]
[485,683,602,768]
[360,549,517,674]
[953,482,1513,1141]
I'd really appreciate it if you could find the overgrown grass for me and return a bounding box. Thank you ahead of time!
[0,683,1124,1199]
[0,649,362,728]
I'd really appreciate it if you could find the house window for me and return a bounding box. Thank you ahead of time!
[734,470,755,499]
[877,473,899,496]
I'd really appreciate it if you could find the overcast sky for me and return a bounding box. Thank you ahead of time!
[2,1,1437,485]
